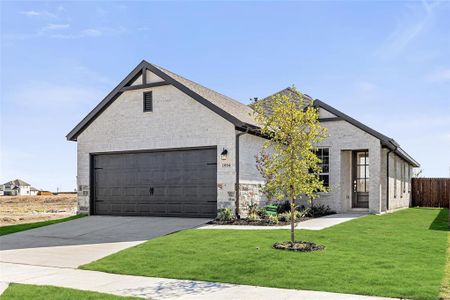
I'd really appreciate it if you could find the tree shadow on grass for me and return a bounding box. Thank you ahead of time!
[429,208,449,231]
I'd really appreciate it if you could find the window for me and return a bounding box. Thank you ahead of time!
[143,91,153,112]
[393,156,397,198]
[355,151,369,193]
[316,148,330,187]
[402,162,406,194]
[407,166,411,192]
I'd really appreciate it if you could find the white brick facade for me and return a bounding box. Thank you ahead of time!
[237,107,413,215]
[76,85,237,213]
[70,62,417,217]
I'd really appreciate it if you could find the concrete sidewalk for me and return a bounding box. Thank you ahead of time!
[0,216,209,268]
[0,262,397,300]
[199,213,367,230]
[0,241,145,268]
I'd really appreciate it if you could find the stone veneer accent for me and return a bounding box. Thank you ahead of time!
[238,183,267,217]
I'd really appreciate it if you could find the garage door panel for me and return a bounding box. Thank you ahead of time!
[93,148,217,217]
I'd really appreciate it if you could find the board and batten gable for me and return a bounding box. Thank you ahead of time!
[76,83,237,213]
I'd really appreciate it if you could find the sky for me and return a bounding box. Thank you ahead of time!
[1,1,449,191]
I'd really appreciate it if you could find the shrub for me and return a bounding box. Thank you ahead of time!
[298,204,335,218]
[247,201,258,216]
[277,212,291,222]
[247,213,261,222]
[294,210,305,220]
[267,214,279,224]
[216,208,235,222]
[256,207,267,218]
[276,200,291,214]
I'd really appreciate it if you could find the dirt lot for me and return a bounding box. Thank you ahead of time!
[0,195,77,226]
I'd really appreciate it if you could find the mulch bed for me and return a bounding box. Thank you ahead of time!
[273,241,325,252]
[208,217,311,226]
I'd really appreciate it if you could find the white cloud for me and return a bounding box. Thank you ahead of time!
[44,23,70,30]
[80,28,102,37]
[426,68,450,83]
[20,10,57,18]
[49,26,125,39]
[20,10,40,16]
[377,1,441,58]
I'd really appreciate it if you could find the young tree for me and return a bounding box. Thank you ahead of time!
[254,87,328,242]
[255,150,277,203]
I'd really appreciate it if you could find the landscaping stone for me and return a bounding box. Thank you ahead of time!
[209,217,310,226]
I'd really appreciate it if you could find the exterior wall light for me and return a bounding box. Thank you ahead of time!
[221,148,228,160]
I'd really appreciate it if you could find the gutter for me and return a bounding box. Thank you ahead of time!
[235,126,250,218]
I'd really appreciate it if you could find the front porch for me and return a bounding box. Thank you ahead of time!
[339,148,382,214]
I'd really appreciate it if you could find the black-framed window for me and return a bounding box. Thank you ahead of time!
[393,156,397,198]
[316,148,330,187]
[407,165,411,192]
[402,162,406,194]
[143,91,153,112]
[355,151,369,193]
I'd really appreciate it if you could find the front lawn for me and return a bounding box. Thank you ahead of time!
[82,208,448,300]
[440,233,450,299]
[0,283,139,300]
[0,214,85,236]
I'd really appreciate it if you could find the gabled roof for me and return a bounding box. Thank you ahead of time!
[251,87,314,116]
[313,100,419,167]
[66,61,418,167]
[2,179,31,187]
[255,88,419,167]
[66,60,257,141]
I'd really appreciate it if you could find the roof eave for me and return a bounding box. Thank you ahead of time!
[314,100,420,168]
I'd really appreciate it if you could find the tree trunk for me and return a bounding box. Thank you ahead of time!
[290,197,295,242]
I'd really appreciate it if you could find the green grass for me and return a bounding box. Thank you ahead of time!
[0,283,139,300]
[82,208,448,300]
[0,214,85,236]
[440,234,450,299]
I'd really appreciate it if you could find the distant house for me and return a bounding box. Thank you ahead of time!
[0,179,39,196]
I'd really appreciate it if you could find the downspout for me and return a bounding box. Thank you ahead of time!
[235,127,249,218]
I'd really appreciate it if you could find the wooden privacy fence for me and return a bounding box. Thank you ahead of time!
[411,178,450,208]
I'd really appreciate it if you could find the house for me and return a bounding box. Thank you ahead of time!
[66,60,419,217]
[0,179,40,196]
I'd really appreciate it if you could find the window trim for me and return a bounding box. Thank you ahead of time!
[143,91,153,112]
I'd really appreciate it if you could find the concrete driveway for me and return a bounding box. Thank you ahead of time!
[0,216,209,268]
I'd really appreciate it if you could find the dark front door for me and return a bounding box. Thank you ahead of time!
[352,150,369,208]
[92,147,217,218]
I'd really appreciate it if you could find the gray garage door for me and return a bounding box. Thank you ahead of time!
[92,148,217,217]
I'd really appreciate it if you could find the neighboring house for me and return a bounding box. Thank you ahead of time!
[0,179,39,196]
[67,60,419,217]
